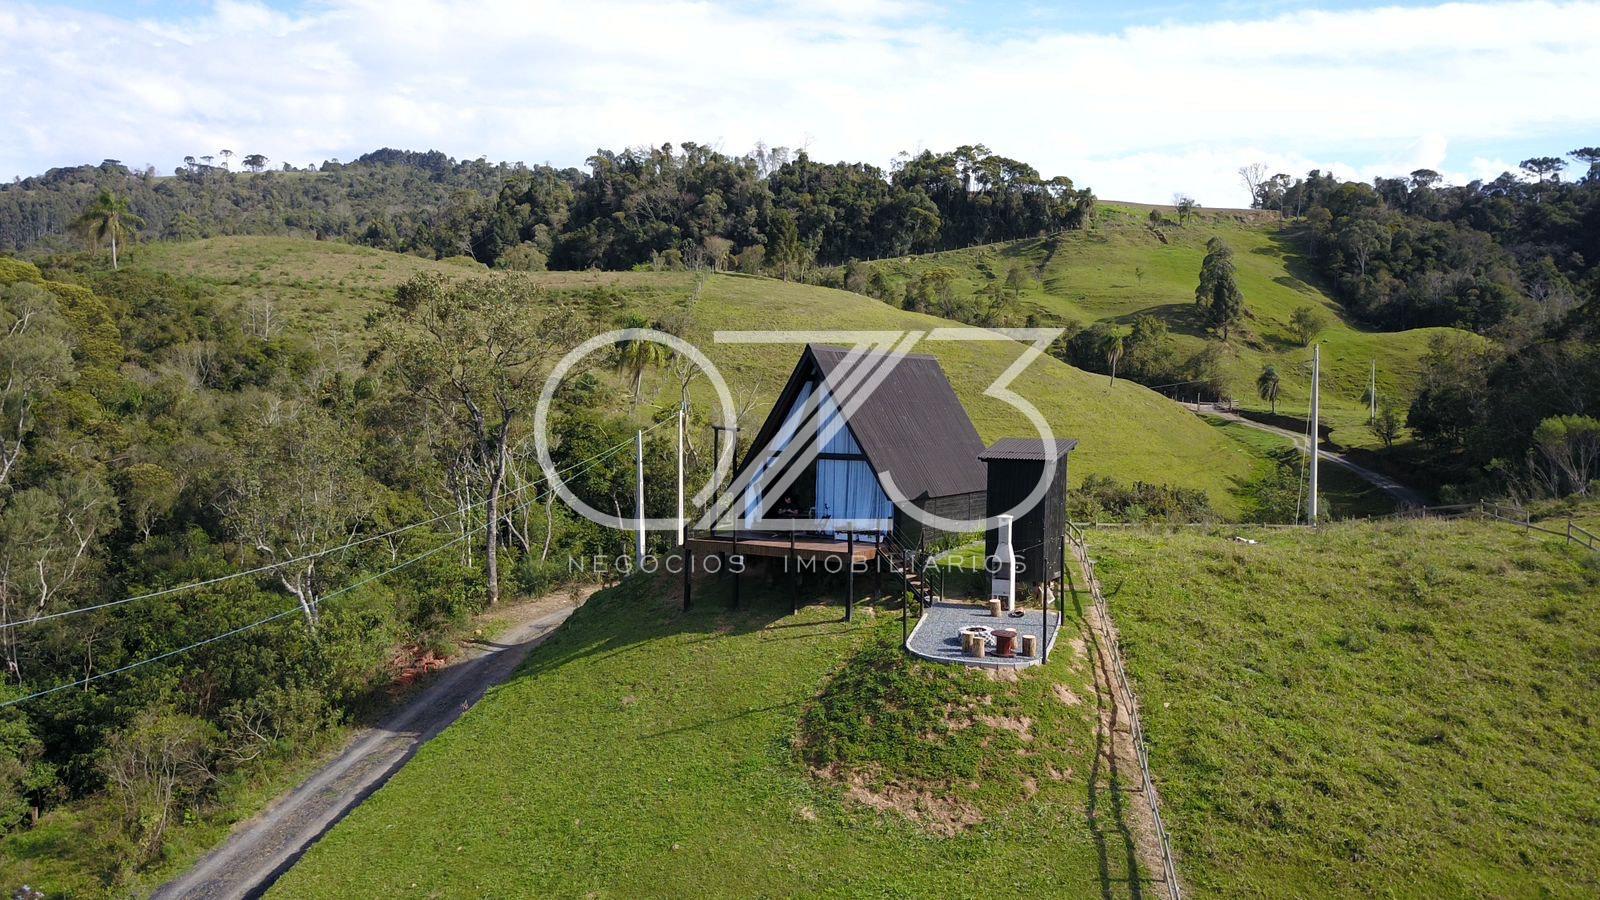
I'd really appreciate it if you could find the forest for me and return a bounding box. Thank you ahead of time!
[0,144,1098,273]
[1251,153,1600,493]
[0,252,697,886]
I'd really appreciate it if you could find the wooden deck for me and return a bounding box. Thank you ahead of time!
[685,531,880,563]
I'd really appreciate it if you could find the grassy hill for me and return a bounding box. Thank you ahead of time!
[128,237,1266,516]
[1090,517,1600,896]
[269,580,1134,896]
[845,205,1476,450]
[265,510,1598,896]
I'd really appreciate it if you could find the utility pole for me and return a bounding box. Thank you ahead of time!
[1369,359,1377,424]
[1308,344,1320,526]
[675,404,685,547]
[635,429,646,564]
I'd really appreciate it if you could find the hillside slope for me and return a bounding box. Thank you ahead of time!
[1091,518,1600,896]
[268,582,1128,896]
[129,237,1263,514]
[847,206,1476,449]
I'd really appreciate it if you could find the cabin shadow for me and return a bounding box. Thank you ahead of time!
[514,564,901,683]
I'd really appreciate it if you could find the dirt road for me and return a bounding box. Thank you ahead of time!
[153,592,586,900]
[1202,407,1427,508]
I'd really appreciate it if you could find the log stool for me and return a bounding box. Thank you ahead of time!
[1020,634,1039,657]
[989,598,1003,617]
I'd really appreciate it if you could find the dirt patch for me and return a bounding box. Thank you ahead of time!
[977,714,1034,742]
[818,765,984,836]
[1053,684,1083,707]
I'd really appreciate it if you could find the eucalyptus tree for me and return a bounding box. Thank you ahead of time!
[383,273,583,605]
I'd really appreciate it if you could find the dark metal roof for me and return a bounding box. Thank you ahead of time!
[979,437,1079,462]
[740,344,987,501]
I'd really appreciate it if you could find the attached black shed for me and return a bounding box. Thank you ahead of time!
[981,437,1077,584]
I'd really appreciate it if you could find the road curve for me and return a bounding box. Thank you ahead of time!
[1201,407,1426,508]
[154,599,580,900]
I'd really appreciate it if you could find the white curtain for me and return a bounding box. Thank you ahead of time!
[744,381,816,527]
[816,458,892,536]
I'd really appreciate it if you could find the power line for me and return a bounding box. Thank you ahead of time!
[0,437,635,709]
[1,420,664,632]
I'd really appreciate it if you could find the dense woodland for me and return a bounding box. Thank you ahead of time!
[0,253,700,885]
[1,144,1097,274]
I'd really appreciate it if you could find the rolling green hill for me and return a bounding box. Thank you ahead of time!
[844,205,1477,450]
[128,236,1266,516]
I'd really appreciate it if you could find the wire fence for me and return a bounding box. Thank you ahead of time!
[1065,519,1182,900]
[1363,500,1600,552]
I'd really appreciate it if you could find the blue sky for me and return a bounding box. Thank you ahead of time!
[4,0,1597,204]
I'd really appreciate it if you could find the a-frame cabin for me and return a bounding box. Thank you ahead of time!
[729,343,987,545]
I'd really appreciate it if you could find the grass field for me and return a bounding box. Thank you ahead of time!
[268,577,1142,897]
[130,237,1265,516]
[846,205,1477,451]
[1088,518,1600,897]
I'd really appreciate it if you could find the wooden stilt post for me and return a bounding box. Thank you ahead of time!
[845,531,855,622]
[875,548,884,604]
[683,547,692,611]
[1042,582,1049,663]
[730,532,740,609]
[902,573,909,646]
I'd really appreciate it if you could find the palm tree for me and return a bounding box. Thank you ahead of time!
[612,313,668,404]
[73,191,143,269]
[1256,364,1282,414]
[1101,330,1125,386]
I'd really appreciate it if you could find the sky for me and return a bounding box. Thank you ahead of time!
[2,0,1597,206]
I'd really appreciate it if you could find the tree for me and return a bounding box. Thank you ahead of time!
[1519,156,1565,183]
[118,462,180,541]
[1530,415,1600,497]
[1409,169,1442,190]
[1172,194,1200,224]
[0,284,74,491]
[242,153,268,173]
[1256,365,1282,414]
[219,149,234,170]
[1195,237,1244,340]
[1289,305,1329,347]
[1101,329,1125,386]
[72,191,144,269]
[385,273,582,605]
[1571,147,1600,181]
[611,313,669,405]
[99,706,217,862]
[700,235,733,271]
[219,408,368,625]
[1239,164,1268,208]
[1371,401,1402,448]
[767,210,806,281]
[1520,156,1566,202]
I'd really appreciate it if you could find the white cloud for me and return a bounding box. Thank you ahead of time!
[1,0,1596,205]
